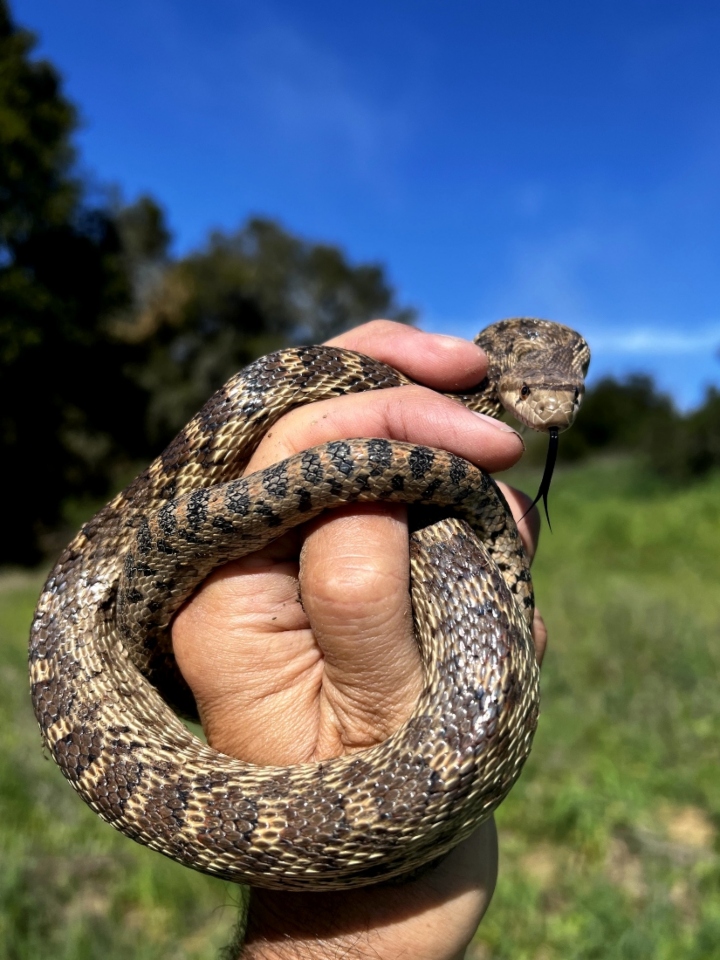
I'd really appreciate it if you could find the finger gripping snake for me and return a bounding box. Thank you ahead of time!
[29,318,590,890]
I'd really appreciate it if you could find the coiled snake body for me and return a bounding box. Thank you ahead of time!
[29,318,590,890]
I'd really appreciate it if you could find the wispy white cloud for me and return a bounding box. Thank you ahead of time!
[425,316,720,357]
[231,21,412,173]
[142,1,413,183]
[586,326,720,355]
[464,219,643,326]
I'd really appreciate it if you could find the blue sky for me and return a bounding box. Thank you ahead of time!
[12,0,720,408]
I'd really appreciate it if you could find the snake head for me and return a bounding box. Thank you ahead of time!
[478,317,591,528]
[499,372,585,433]
[486,318,590,434]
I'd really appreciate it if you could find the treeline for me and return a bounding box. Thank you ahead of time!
[561,375,720,482]
[2,2,719,567]
[0,3,414,563]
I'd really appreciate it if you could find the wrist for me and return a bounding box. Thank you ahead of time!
[234,819,498,960]
[241,889,465,960]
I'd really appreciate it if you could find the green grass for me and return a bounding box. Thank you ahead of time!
[474,459,720,959]
[0,576,239,959]
[2,460,719,958]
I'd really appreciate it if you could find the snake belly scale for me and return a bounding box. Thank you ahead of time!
[29,318,590,890]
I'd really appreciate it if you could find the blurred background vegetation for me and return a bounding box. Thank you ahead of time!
[1,4,719,958]
[0,1,415,567]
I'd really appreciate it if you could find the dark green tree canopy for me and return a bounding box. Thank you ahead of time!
[0,1,76,243]
[561,374,676,461]
[561,372,720,483]
[0,2,134,563]
[0,3,415,564]
[120,217,415,441]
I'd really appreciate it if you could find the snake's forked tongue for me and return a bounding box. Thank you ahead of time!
[520,427,559,531]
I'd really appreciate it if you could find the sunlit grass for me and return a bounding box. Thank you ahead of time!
[474,461,720,959]
[0,575,238,959]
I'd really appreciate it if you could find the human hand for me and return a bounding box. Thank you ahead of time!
[172,321,546,959]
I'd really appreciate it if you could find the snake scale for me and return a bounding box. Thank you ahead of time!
[29,318,590,890]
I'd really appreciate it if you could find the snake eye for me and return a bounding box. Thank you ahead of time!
[520,384,531,399]
[574,387,580,402]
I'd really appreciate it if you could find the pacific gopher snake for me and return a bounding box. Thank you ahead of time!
[29,318,590,890]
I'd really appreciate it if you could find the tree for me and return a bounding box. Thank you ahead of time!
[561,374,677,462]
[559,372,720,483]
[0,3,415,565]
[0,2,135,563]
[646,386,720,481]
[119,217,415,442]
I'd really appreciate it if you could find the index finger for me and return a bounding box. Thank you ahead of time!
[327,320,488,393]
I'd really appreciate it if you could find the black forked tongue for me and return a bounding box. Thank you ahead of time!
[520,427,559,531]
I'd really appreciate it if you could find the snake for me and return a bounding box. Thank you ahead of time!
[29,317,590,891]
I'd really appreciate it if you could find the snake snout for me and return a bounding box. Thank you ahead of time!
[506,385,580,433]
[529,390,579,432]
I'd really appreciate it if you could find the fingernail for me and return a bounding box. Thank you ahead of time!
[473,411,524,440]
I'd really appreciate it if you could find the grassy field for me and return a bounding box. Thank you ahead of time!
[1,459,719,959]
[476,459,720,959]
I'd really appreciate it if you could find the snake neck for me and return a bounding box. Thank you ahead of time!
[445,378,503,420]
